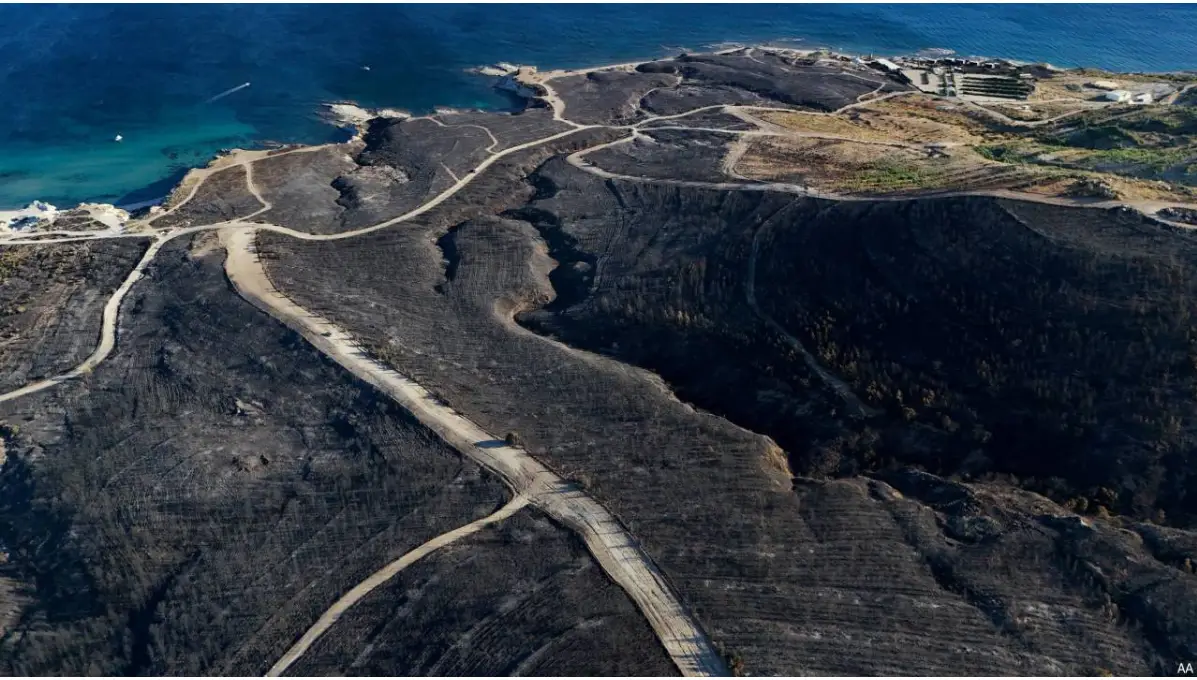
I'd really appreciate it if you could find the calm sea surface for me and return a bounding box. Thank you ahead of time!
[3,4,1196,209]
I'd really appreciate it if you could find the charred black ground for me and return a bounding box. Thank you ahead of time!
[2,46,1197,676]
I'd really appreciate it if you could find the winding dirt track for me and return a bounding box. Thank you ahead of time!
[0,235,166,405]
[565,138,1197,223]
[265,494,532,677]
[220,227,727,677]
[145,145,331,226]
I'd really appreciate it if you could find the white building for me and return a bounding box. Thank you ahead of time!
[1102,90,1132,102]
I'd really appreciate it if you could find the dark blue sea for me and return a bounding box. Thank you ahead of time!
[3,3,1196,210]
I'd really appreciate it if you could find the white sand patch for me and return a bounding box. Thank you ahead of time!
[0,201,58,232]
[79,203,130,231]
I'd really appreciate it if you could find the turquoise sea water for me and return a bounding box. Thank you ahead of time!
[3,4,1196,209]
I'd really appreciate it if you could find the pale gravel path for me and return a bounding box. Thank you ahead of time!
[421,115,503,153]
[565,138,1197,224]
[720,137,752,180]
[221,226,728,677]
[146,144,334,225]
[0,234,165,405]
[264,494,532,677]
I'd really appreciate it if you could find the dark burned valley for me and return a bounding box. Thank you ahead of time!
[2,46,1197,676]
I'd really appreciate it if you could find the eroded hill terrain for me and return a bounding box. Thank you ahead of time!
[2,46,1197,676]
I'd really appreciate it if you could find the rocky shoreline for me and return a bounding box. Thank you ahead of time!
[4,39,1170,237]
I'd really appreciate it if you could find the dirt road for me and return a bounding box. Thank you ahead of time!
[265,494,531,677]
[146,145,331,225]
[221,227,727,677]
[566,142,1197,221]
[0,235,165,405]
[4,89,1195,413]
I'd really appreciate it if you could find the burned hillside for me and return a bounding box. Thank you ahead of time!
[0,235,668,676]
[151,165,264,229]
[637,51,908,113]
[583,129,741,182]
[0,237,505,674]
[515,157,1197,527]
[546,70,680,125]
[256,145,1197,672]
[0,239,148,393]
[251,146,360,234]
[337,117,494,229]
[281,508,677,677]
[755,198,1197,525]
[4,44,1197,676]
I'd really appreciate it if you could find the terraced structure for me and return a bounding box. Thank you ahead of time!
[2,45,1197,676]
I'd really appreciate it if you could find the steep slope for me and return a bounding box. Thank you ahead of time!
[5,44,1197,677]
[519,158,1197,527]
[0,236,507,675]
[256,147,1197,672]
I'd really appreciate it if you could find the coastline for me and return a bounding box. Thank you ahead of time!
[3,39,1193,226]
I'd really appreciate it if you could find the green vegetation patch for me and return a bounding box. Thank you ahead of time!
[976,138,1197,182]
[974,140,1063,163]
[1058,125,1142,150]
[1040,107,1197,149]
[1081,145,1197,171]
[849,161,948,193]
[1107,106,1197,135]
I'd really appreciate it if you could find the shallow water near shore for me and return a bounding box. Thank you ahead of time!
[3,3,1196,210]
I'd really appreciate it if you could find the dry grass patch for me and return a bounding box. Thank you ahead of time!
[977,99,1097,122]
[738,136,1043,196]
[1027,74,1107,102]
[0,248,31,283]
[755,110,898,143]
[759,96,995,147]
[865,95,1004,140]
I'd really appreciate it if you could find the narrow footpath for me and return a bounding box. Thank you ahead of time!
[266,495,532,677]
